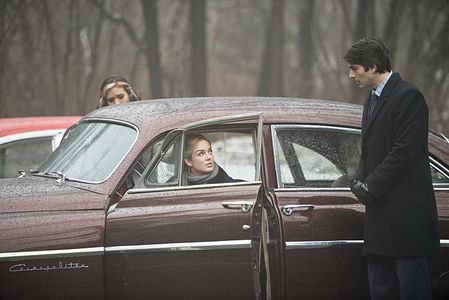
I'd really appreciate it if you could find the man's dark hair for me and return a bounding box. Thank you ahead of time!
[343,38,392,73]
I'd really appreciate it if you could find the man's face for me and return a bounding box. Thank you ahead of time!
[348,64,377,88]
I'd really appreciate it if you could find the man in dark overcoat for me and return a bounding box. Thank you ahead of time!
[344,38,439,300]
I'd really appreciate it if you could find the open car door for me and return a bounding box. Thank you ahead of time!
[252,125,369,300]
[104,113,264,300]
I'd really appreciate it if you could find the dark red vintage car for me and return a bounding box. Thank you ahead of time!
[0,98,448,299]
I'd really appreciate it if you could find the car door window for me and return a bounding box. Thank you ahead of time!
[134,129,257,189]
[130,113,262,190]
[146,137,181,187]
[273,126,361,188]
[273,126,449,189]
[198,131,256,181]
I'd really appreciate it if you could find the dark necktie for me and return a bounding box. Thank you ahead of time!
[368,92,379,120]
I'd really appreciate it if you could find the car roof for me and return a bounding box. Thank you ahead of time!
[85,97,363,131]
[0,116,81,138]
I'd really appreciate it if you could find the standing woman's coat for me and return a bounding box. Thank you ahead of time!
[355,72,440,257]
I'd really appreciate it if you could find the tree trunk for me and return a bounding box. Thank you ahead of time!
[189,0,207,97]
[404,0,420,82]
[61,0,75,113]
[41,0,60,114]
[297,0,314,97]
[257,0,284,97]
[141,0,163,99]
[0,0,7,114]
[354,0,368,40]
[82,5,105,112]
[383,0,404,62]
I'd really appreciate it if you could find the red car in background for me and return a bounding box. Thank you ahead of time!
[0,116,80,178]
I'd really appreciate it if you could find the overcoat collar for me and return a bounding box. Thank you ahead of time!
[363,72,401,132]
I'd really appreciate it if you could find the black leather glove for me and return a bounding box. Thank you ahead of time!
[350,179,373,206]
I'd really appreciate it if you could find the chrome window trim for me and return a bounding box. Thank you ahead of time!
[286,239,449,250]
[255,114,264,181]
[438,132,449,144]
[127,180,262,194]
[0,247,104,262]
[105,240,251,255]
[430,156,449,181]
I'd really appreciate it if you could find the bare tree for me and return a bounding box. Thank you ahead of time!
[297,0,314,97]
[41,0,60,114]
[61,0,75,112]
[354,0,369,40]
[416,3,449,134]
[160,1,189,98]
[383,0,404,62]
[0,0,8,114]
[81,3,106,111]
[189,0,207,97]
[258,0,284,97]
[141,0,163,99]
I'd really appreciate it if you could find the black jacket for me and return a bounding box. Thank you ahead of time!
[355,72,439,257]
[188,165,242,185]
[205,166,237,184]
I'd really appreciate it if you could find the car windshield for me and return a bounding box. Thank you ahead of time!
[37,121,137,183]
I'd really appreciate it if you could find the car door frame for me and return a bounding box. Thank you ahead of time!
[104,112,265,299]
[255,124,369,300]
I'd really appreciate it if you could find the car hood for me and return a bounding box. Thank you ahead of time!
[0,177,109,213]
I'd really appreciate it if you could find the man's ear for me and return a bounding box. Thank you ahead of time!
[184,158,193,167]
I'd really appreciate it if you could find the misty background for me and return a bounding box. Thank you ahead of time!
[0,0,448,135]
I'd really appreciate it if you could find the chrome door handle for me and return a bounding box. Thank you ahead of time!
[222,201,254,213]
[281,204,314,216]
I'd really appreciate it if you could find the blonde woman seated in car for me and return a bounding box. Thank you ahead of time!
[183,134,241,185]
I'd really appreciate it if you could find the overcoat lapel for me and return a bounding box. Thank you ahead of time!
[361,94,370,130]
[363,72,402,135]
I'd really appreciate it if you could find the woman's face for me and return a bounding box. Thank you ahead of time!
[184,139,215,175]
[105,86,130,106]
